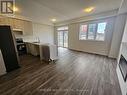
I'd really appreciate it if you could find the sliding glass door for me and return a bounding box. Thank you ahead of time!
[63,31,68,47]
[57,26,68,48]
[58,31,64,47]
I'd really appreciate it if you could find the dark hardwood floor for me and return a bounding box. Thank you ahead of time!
[0,47,121,95]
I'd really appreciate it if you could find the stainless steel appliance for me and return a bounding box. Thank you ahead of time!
[16,38,27,55]
[0,26,20,72]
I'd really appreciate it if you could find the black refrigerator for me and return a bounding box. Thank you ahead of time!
[0,26,20,72]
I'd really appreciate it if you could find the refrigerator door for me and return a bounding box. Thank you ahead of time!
[0,26,20,72]
[0,50,6,75]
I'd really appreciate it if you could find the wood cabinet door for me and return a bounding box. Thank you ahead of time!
[0,17,9,25]
[0,17,33,35]
[13,19,24,30]
[23,21,33,35]
[0,18,5,25]
[0,17,14,29]
[8,18,14,29]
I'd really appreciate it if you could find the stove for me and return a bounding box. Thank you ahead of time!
[16,38,27,55]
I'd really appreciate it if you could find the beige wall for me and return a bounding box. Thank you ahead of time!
[32,23,54,44]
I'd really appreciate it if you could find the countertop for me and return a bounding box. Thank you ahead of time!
[24,42,50,46]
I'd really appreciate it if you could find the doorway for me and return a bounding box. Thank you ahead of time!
[57,26,68,48]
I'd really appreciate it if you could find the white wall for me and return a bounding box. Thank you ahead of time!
[117,16,127,95]
[116,65,127,95]
[55,11,117,56]
[116,1,127,94]
[122,18,127,42]
[109,13,127,58]
[32,23,54,44]
[118,0,127,14]
[55,10,118,26]
[117,42,127,95]
[67,17,115,56]
[55,10,127,58]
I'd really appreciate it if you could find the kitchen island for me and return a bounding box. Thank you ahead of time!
[25,42,58,61]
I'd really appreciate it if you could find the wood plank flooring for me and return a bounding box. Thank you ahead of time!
[0,47,122,95]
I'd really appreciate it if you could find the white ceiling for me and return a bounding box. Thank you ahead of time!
[15,0,122,25]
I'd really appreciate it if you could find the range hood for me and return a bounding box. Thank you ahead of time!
[13,29,23,36]
[13,28,22,31]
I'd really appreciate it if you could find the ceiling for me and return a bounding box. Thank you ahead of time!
[15,0,122,25]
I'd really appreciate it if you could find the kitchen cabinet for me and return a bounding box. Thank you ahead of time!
[13,19,24,31]
[26,43,39,56]
[7,18,14,28]
[0,16,33,35]
[23,21,33,35]
[25,42,58,61]
[0,17,9,25]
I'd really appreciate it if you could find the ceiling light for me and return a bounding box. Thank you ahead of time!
[51,19,56,22]
[13,6,18,12]
[84,7,95,13]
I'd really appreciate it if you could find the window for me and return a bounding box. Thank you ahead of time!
[96,22,106,41]
[79,25,88,40]
[88,24,96,40]
[79,22,107,41]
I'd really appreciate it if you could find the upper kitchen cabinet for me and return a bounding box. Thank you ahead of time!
[13,19,24,31]
[0,17,33,36]
[7,18,14,29]
[0,17,14,29]
[23,21,33,35]
[13,19,33,35]
[0,17,10,26]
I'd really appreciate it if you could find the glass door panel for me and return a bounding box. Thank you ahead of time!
[57,31,68,48]
[63,31,68,47]
[58,31,64,47]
